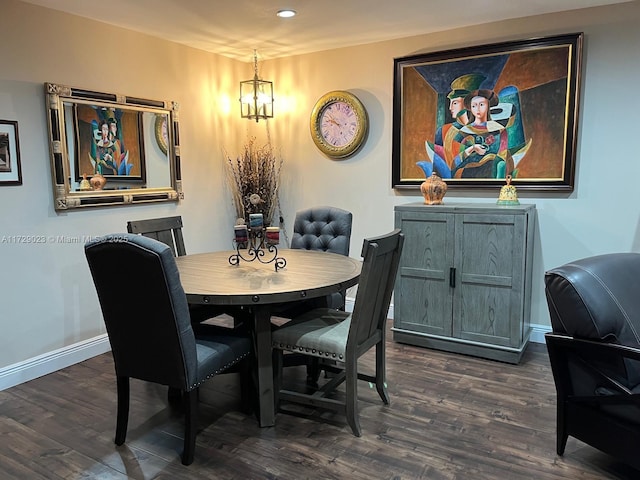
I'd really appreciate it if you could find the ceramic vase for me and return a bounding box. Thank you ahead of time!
[90,173,107,190]
[420,172,447,205]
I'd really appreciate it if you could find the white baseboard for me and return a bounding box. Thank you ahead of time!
[0,334,111,391]
[346,297,549,345]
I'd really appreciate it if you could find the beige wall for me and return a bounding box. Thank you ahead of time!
[1,0,640,376]
[0,0,246,368]
[264,2,640,336]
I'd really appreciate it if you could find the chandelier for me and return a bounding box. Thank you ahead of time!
[239,50,273,122]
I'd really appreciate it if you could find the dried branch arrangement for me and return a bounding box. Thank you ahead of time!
[225,137,282,226]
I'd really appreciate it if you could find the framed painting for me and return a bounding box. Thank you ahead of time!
[73,103,146,183]
[392,33,583,191]
[0,120,22,186]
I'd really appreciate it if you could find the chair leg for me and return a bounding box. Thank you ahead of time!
[273,349,284,411]
[239,358,254,415]
[306,357,321,384]
[556,401,568,455]
[182,389,198,466]
[345,359,361,437]
[115,376,130,446]
[168,386,183,408]
[375,340,389,405]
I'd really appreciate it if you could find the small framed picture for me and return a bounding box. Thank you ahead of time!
[0,120,22,186]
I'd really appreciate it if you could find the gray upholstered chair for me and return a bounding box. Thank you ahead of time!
[545,253,640,470]
[85,233,253,465]
[272,229,404,436]
[126,216,236,327]
[274,206,353,381]
[290,206,353,310]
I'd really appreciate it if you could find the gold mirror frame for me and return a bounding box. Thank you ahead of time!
[45,82,183,210]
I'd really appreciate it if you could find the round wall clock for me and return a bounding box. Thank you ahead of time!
[154,114,169,155]
[310,90,368,159]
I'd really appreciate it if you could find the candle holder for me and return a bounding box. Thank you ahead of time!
[229,224,286,271]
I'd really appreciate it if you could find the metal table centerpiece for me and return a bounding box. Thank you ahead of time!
[229,213,286,271]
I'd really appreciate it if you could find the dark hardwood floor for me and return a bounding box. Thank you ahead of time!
[1,320,637,479]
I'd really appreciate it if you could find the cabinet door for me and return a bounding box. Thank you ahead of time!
[395,211,455,336]
[452,213,526,347]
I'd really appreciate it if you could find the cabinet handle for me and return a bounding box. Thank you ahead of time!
[449,267,456,288]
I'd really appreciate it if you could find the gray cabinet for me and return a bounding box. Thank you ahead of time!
[393,203,535,364]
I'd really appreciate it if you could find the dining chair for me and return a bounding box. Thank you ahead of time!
[126,215,186,256]
[126,215,236,327]
[289,205,353,311]
[272,228,404,436]
[85,233,253,465]
[273,206,353,381]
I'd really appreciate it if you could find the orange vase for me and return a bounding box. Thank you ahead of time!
[90,173,107,190]
[420,172,447,205]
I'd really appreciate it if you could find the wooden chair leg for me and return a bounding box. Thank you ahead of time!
[273,349,284,411]
[182,389,198,465]
[375,340,389,405]
[239,358,254,415]
[345,359,361,437]
[115,376,130,445]
[168,386,183,408]
[306,357,321,384]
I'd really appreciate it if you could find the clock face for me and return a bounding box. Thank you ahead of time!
[319,101,358,148]
[310,91,368,159]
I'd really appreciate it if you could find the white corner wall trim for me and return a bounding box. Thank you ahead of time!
[529,324,550,344]
[346,298,549,345]
[0,334,110,391]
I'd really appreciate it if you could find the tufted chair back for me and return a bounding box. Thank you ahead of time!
[291,206,352,256]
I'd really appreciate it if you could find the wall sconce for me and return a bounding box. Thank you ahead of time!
[240,50,273,122]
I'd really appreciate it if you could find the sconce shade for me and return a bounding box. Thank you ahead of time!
[240,52,273,122]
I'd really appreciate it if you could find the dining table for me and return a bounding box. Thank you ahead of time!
[175,248,362,427]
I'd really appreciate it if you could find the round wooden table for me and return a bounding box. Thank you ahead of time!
[175,249,362,427]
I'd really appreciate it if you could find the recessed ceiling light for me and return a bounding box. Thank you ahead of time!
[277,9,296,18]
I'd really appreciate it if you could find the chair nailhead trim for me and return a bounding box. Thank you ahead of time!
[189,351,251,390]
[273,342,343,360]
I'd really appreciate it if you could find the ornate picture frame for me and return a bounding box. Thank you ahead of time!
[45,82,183,210]
[392,33,583,191]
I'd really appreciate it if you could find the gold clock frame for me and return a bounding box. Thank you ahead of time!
[310,90,368,159]
[154,114,168,155]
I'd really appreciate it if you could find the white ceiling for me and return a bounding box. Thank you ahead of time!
[21,0,631,62]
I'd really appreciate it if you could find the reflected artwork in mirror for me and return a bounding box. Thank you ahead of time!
[45,83,183,210]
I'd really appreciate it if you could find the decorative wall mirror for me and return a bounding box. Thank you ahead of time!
[45,82,183,210]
